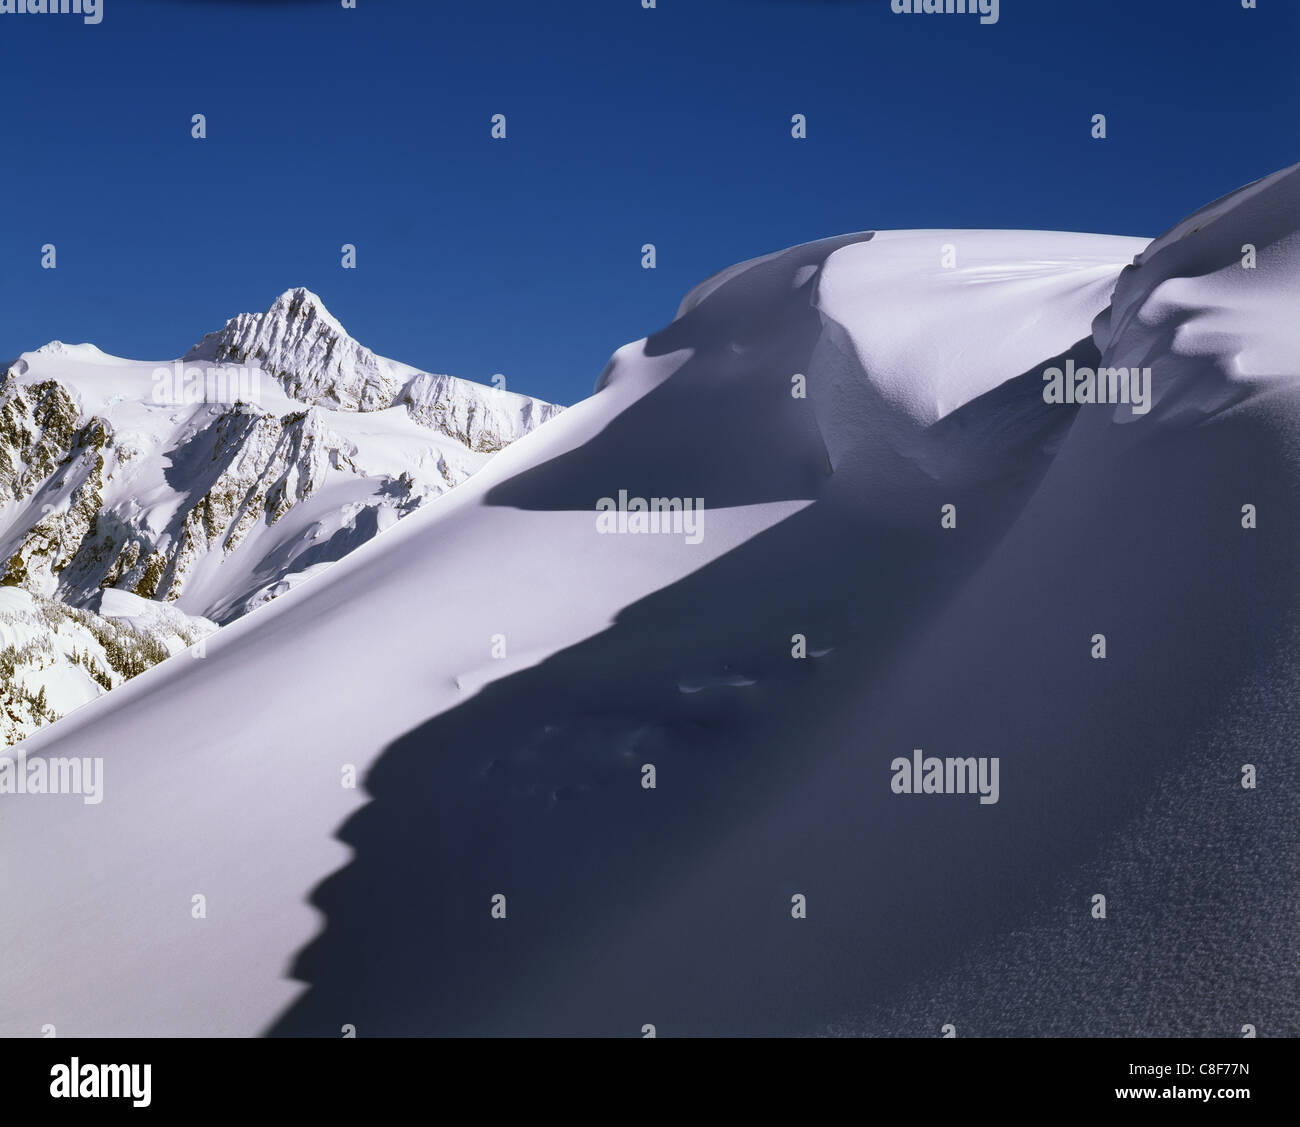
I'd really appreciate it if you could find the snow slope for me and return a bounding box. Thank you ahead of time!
[1,165,1297,1037]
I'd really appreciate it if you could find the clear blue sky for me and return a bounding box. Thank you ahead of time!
[1,0,1295,406]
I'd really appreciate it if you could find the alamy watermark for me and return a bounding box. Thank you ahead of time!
[891,749,1000,804]
[152,361,262,407]
[891,0,999,26]
[50,1059,150,1107]
[0,749,103,805]
[1043,358,1151,415]
[595,490,705,545]
[0,0,102,24]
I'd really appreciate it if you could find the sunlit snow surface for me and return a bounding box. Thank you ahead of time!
[1,165,1297,1036]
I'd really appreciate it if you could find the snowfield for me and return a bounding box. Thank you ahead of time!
[0,165,1297,1036]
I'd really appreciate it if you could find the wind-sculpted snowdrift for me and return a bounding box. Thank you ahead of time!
[0,165,1296,1036]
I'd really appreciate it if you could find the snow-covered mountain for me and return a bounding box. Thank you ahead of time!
[186,288,561,449]
[1,166,1297,1037]
[0,291,560,742]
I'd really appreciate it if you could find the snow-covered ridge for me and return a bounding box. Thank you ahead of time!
[2,165,1298,1035]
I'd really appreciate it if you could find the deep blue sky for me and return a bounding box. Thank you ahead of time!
[1,0,1295,406]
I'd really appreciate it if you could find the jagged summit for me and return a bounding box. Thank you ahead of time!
[185,287,401,412]
[184,288,563,450]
